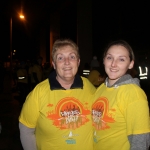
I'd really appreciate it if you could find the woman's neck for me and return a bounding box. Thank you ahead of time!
[56,76,74,89]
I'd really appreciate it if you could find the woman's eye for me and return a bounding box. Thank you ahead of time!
[106,56,112,60]
[120,58,125,62]
[57,56,64,61]
[70,55,77,60]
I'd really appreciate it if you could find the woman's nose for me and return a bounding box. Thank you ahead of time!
[111,59,117,67]
[64,57,70,64]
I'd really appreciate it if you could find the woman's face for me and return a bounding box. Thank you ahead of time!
[52,45,80,83]
[103,45,134,86]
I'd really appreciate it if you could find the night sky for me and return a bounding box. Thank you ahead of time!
[92,1,150,61]
[1,0,150,62]
[1,0,59,60]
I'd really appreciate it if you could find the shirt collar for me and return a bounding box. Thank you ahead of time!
[48,70,83,90]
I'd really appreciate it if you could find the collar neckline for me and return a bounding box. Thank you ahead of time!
[48,70,83,90]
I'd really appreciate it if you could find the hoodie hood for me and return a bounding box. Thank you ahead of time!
[105,74,140,88]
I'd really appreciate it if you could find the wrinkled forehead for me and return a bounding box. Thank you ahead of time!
[54,46,78,56]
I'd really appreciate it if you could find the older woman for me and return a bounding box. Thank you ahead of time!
[19,39,96,150]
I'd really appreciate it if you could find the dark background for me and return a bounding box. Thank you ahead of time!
[92,1,150,61]
[1,1,150,149]
[1,0,150,62]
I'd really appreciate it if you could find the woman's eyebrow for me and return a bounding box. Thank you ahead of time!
[105,53,112,56]
[119,55,127,58]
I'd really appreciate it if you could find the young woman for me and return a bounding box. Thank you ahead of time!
[92,40,150,150]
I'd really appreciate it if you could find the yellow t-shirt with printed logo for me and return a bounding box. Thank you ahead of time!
[92,83,150,150]
[19,77,96,150]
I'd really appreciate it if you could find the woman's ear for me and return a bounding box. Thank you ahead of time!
[128,60,134,69]
[52,61,56,69]
[78,59,80,67]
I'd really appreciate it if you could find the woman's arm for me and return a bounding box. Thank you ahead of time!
[128,133,150,150]
[125,95,150,150]
[19,122,37,150]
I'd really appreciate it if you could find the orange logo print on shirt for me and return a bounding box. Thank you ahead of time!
[92,97,115,130]
[47,97,91,130]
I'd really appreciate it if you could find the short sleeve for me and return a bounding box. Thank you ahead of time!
[19,87,40,128]
[125,91,150,135]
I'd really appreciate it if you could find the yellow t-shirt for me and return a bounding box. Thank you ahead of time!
[19,77,96,150]
[92,83,150,150]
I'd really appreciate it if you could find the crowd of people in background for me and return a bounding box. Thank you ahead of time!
[1,52,150,108]
[0,56,54,107]
[0,52,150,108]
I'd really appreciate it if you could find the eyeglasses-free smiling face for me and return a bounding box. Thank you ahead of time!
[103,45,134,86]
[52,45,80,84]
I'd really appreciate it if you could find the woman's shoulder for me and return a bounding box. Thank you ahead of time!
[81,76,96,92]
[119,84,147,102]
[33,79,50,92]
[121,83,144,93]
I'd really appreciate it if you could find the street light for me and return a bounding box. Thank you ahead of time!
[20,15,25,19]
[10,14,25,87]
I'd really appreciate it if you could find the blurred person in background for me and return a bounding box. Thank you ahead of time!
[43,62,53,80]
[12,60,19,91]
[0,60,5,93]
[88,67,106,88]
[19,39,96,150]
[31,56,44,89]
[90,55,100,70]
[16,61,28,106]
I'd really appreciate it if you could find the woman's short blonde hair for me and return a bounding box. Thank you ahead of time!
[52,39,80,61]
